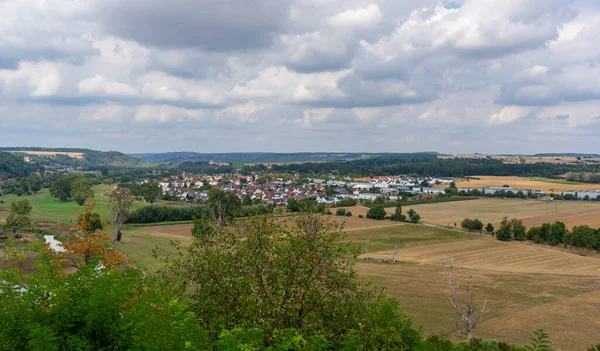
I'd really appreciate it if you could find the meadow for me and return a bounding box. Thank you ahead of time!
[0,185,145,224]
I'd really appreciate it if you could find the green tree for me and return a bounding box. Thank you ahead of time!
[571,225,596,255]
[109,188,134,242]
[367,205,386,220]
[511,218,527,241]
[496,217,512,241]
[549,222,567,246]
[336,208,346,216]
[49,175,73,201]
[4,199,33,238]
[390,205,406,222]
[142,181,162,204]
[485,223,494,234]
[207,188,241,226]
[72,178,94,206]
[461,218,474,232]
[165,214,420,347]
[407,208,420,223]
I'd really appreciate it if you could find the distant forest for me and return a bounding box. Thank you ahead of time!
[0,152,42,178]
[244,154,600,180]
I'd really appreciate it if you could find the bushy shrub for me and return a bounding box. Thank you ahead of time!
[367,206,386,220]
[336,208,347,216]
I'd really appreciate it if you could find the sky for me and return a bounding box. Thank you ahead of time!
[1,0,599,154]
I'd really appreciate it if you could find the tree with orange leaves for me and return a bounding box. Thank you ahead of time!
[49,201,128,270]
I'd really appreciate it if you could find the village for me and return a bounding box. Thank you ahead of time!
[145,171,600,205]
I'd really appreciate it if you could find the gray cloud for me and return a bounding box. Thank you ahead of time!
[94,0,292,51]
[1,0,599,153]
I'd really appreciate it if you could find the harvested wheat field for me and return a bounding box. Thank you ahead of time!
[352,224,600,350]
[446,175,598,192]
[399,198,600,229]
[15,150,85,158]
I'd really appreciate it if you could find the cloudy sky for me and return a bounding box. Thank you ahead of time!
[1,0,599,154]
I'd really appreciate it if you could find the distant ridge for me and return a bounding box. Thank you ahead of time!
[128,152,440,164]
[0,147,139,167]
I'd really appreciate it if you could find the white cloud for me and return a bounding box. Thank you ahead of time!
[488,106,530,125]
[0,61,62,97]
[134,105,205,123]
[78,75,138,97]
[327,4,383,29]
[231,66,350,103]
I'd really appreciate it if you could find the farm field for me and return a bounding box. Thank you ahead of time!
[117,217,600,350]
[9,150,85,158]
[397,197,600,229]
[446,175,599,192]
[0,185,145,224]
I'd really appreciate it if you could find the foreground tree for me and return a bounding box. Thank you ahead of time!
[4,199,33,238]
[109,188,134,242]
[444,256,489,341]
[164,214,421,348]
[0,268,206,351]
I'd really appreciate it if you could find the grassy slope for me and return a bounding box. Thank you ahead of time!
[0,185,145,224]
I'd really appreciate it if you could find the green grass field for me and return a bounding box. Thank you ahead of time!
[0,185,145,224]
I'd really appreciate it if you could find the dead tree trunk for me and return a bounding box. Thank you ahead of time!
[392,241,400,263]
[444,256,488,341]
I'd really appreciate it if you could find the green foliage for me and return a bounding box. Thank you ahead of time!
[71,178,94,206]
[126,204,209,223]
[4,199,33,236]
[525,329,552,351]
[164,214,419,349]
[336,208,347,216]
[208,188,241,226]
[510,219,526,241]
[367,205,387,220]
[390,205,407,222]
[407,208,420,223]
[0,152,41,178]
[336,198,357,207]
[0,268,206,351]
[495,217,526,242]
[142,181,162,204]
[49,175,73,201]
[461,218,484,232]
[496,217,512,241]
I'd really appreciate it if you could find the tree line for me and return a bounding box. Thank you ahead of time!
[461,216,600,255]
[243,155,599,180]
